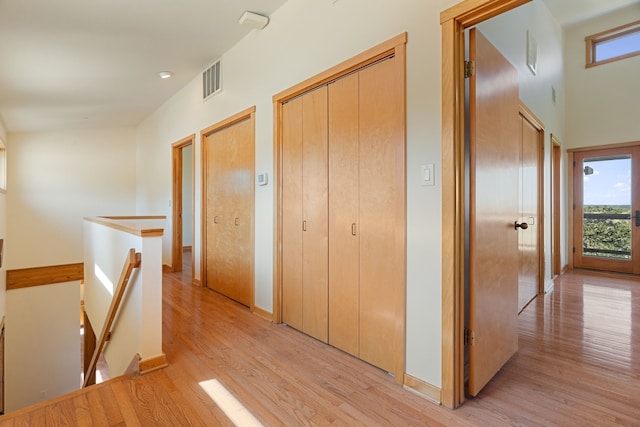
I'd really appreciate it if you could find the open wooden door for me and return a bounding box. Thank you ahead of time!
[467,29,520,396]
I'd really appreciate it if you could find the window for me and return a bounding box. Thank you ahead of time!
[0,138,5,192]
[586,20,640,68]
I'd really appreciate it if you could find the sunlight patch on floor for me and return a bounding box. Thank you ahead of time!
[199,379,263,427]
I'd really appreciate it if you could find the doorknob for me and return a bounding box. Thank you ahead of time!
[514,221,528,230]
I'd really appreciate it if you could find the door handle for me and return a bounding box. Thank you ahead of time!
[303,220,307,232]
[514,221,528,230]
[636,211,640,227]
[214,216,218,224]
[235,217,239,226]
[351,223,357,236]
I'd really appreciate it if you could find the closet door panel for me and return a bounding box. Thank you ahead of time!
[302,87,329,342]
[205,118,254,307]
[282,98,304,330]
[328,74,360,356]
[205,131,234,295]
[227,118,254,307]
[358,57,405,373]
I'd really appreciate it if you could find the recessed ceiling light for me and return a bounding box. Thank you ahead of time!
[158,71,174,79]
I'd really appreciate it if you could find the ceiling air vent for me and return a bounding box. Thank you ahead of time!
[202,59,222,101]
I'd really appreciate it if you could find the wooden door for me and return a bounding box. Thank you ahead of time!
[204,114,255,307]
[328,73,360,356]
[573,146,640,274]
[282,88,329,343]
[518,112,541,312]
[468,29,520,396]
[358,55,405,374]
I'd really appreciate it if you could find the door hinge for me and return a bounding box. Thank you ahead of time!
[573,247,576,253]
[573,161,576,167]
[464,60,475,78]
[464,328,475,346]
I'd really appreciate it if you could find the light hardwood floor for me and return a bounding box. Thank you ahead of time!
[1,266,639,425]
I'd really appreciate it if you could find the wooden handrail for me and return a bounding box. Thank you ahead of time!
[83,248,141,388]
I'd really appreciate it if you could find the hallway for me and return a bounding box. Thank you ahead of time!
[2,269,638,425]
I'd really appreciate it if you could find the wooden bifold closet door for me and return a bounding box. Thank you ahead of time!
[281,54,405,375]
[203,112,255,307]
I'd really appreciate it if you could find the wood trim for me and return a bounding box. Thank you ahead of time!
[171,134,196,275]
[7,263,84,290]
[440,0,532,409]
[567,151,575,269]
[251,306,273,322]
[440,0,531,26]
[193,277,202,287]
[200,106,257,291]
[551,135,562,277]
[139,353,168,375]
[272,33,407,103]
[200,106,257,137]
[567,140,640,153]
[403,373,442,404]
[85,216,165,237]
[273,34,408,383]
[272,100,283,324]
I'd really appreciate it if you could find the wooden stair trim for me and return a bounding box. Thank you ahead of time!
[6,263,84,290]
[83,248,141,388]
[139,353,168,375]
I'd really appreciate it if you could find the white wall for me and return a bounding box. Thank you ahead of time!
[4,127,139,412]
[5,281,80,412]
[182,144,193,247]
[477,0,566,285]
[565,4,640,150]
[136,0,458,388]
[7,127,137,269]
[0,119,6,322]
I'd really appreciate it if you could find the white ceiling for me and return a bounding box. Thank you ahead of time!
[0,0,637,134]
[0,0,287,133]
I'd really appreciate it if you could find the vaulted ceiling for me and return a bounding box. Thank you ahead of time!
[0,0,636,134]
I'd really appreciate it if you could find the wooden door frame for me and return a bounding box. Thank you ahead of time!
[172,134,195,281]
[551,134,562,277]
[519,101,545,296]
[200,106,256,294]
[440,0,532,409]
[273,33,407,383]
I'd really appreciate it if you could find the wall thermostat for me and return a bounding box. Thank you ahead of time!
[257,172,268,186]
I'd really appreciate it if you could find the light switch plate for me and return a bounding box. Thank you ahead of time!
[420,164,435,186]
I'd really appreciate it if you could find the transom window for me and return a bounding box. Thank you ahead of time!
[586,20,640,68]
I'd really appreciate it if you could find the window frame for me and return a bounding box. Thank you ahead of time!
[585,20,640,68]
